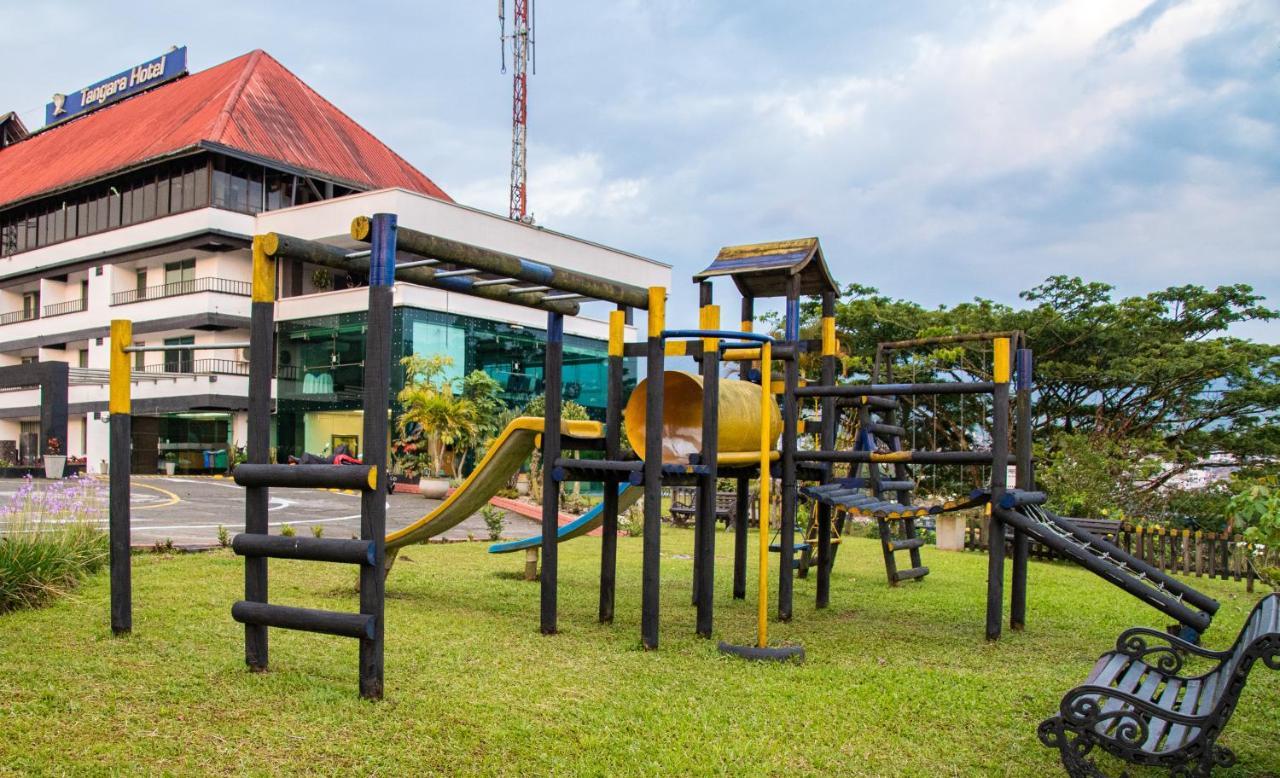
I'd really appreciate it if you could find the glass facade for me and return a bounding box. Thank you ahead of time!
[274,306,630,461]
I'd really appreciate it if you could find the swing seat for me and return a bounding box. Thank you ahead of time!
[768,541,810,554]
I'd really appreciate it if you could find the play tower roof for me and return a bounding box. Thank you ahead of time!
[693,237,838,298]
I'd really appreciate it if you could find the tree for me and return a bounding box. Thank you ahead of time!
[452,369,506,475]
[395,354,476,479]
[522,394,590,504]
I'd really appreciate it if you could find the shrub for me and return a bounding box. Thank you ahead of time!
[0,475,107,613]
[620,503,644,537]
[1229,482,1280,589]
[480,504,505,541]
[280,524,297,538]
[310,525,324,539]
[151,538,175,554]
[216,525,230,548]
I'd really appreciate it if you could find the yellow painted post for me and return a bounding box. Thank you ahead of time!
[993,337,1011,384]
[608,310,625,358]
[252,235,277,304]
[701,304,720,353]
[648,286,665,338]
[109,320,132,415]
[821,315,837,357]
[757,339,772,648]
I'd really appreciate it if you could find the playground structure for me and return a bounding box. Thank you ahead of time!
[98,217,1225,696]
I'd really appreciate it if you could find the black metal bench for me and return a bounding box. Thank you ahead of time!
[1038,593,1278,777]
[668,488,736,528]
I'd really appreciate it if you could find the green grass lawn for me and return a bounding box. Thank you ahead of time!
[1,528,1276,776]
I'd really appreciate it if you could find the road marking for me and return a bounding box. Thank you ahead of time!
[125,514,363,531]
[131,482,180,510]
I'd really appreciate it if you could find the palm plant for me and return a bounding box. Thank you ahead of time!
[396,354,478,479]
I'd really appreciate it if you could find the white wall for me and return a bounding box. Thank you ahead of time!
[85,413,108,473]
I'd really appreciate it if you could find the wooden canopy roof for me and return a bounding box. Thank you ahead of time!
[692,237,838,298]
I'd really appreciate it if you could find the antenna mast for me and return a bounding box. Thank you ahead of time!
[500,0,534,222]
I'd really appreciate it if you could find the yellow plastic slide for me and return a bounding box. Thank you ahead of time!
[385,417,603,551]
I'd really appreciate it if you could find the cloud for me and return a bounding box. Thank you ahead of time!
[0,0,1274,339]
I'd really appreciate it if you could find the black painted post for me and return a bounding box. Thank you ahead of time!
[986,338,1012,641]
[542,311,565,636]
[641,287,665,649]
[1010,346,1034,630]
[696,285,719,636]
[359,213,395,699]
[41,367,68,462]
[779,275,800,622]
[244,236,275,670]
[732,296,753,601]
[816,292,837,608]
[108,320,132,636]
[599,305,626,623]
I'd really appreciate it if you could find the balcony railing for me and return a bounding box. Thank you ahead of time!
[68,360,252,385]
[0,309,38,326]
[136,359,250,376]
[111,277,252,306]
[43,298,87,317]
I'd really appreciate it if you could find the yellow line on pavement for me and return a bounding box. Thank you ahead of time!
[132,482,181,510]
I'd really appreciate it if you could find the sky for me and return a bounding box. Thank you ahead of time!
[2,0,1277,339]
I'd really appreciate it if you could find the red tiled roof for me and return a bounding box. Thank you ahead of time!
[0,50,450,209]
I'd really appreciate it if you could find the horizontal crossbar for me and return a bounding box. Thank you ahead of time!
[231,601,375,639]
[231,534,375,565]
[233,464,377,491]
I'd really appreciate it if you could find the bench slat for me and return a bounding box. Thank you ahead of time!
[1085,653,1130,687]
[1095,661,1148,738]
[1164,678,1202,751]
[1141,677,1183,753]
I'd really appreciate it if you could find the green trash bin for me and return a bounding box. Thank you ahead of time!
[212,449,229,470]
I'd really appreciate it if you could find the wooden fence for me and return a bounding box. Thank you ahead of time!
[964,515,1277,591]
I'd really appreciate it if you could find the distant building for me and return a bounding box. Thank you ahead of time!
[0,49,667,472]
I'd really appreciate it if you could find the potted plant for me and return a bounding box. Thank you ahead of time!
[163,451,178,476]
[43,436,66,479]
[515,472,531,497]
[395,354,477,500]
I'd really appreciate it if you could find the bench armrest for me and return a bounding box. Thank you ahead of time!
[1116,627,1232,675]
[1059,684,1209,750]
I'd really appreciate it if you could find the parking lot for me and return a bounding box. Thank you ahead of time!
[0,476,541,548]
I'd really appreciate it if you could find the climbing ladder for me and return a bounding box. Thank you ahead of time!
[994,490,1219,635]
[800,395,990,586]
[854,396,926,584]
[229,221,397,699]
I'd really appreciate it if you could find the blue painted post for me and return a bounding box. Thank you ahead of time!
[359,212,396,698]
[541,311,564,635]
[1011,346,1034,630]
[778,277,800,621]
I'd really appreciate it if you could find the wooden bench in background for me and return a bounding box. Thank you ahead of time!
[668,487,737,528]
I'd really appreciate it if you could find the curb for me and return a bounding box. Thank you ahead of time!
[488,495,603,537]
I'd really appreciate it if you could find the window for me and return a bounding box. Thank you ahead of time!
[136,269,147,298]
[134,342,145,371]
[78,349,88,369]
[22,291,39,320]
[80,280,89,302]
[164,336,194,373]
[0,154,346,258]
[164,259,195,295]
[20,355,36,364]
